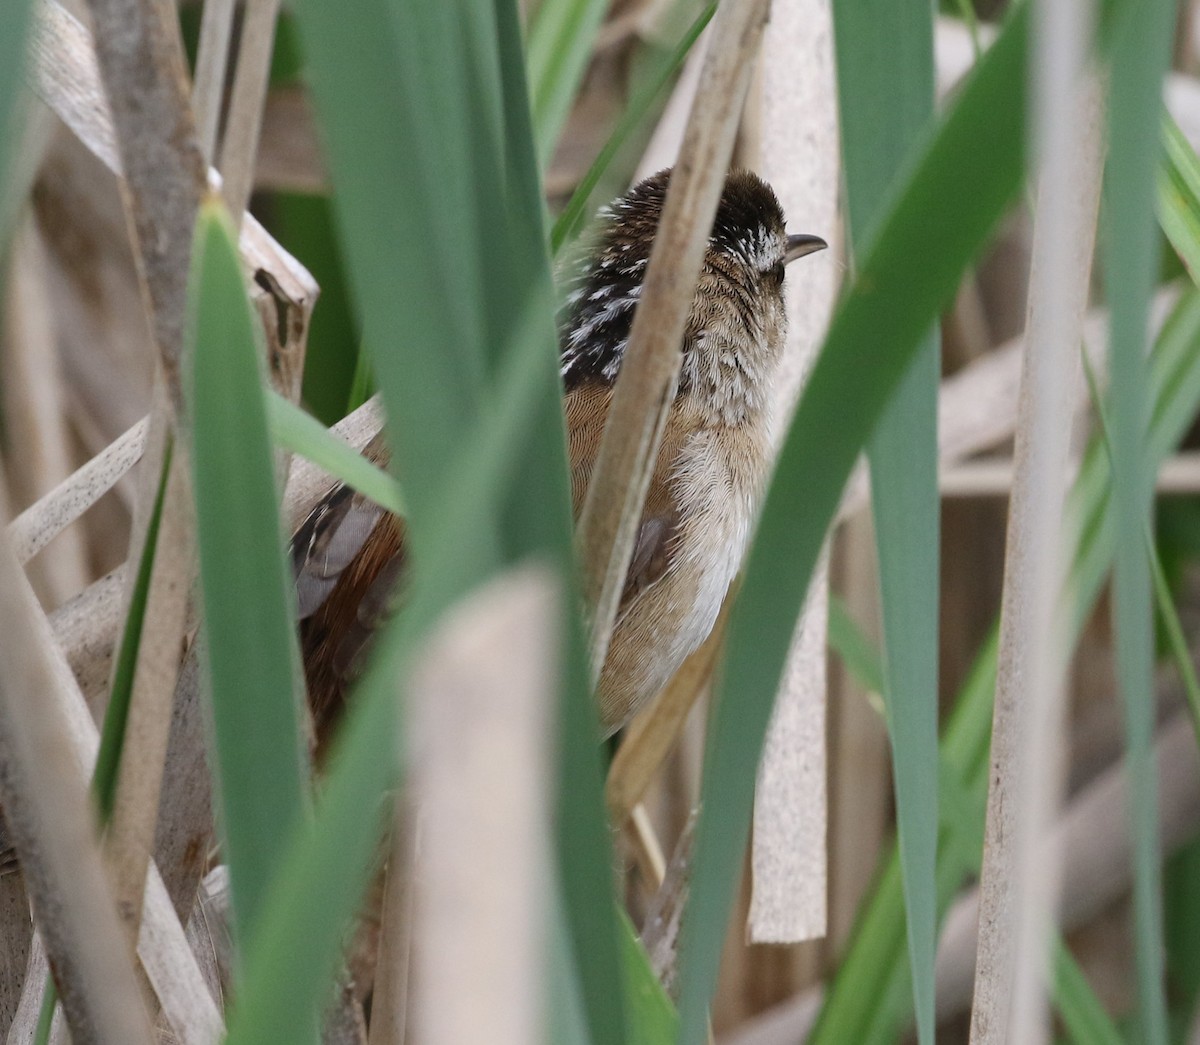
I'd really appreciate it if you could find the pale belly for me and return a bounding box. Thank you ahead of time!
[596,425,767,734]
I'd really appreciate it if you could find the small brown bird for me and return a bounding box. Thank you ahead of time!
[292,168,826,747]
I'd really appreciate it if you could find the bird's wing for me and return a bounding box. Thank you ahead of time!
[289,432,406,752]
[563,382,684,624]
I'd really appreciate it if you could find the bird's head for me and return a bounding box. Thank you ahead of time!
[559,168,826,422]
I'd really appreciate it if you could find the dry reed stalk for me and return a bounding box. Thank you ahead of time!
[217,0,282,220]
[84,0,206,406]
[0,471,153,1044]
[257,86,328,193]
[1,574,224,1044]
[8,418,147,566]
[27,0,314,950]
[409,568,558,1045]
[367,801,415,1045]
[723,707,1200,1044]
[1,217,90,606]
[969,45,1104,1043]
[750,0,840,946]
[81,0,210,953]
[942,451,1200,497]
[191,0,236,159]
[40,395,383,712]
[941,707,1200,1024]
[29,0,318,403]
[575,0,772,674]
[0,869,30,1038]
[105,452,195,934]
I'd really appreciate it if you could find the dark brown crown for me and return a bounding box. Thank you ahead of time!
[558,169,787,391]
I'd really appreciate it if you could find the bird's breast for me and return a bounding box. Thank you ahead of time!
[597,417,770,732]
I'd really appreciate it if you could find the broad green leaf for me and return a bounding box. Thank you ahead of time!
[1164,836,1200,1026]
[265,391,404,517]
[187,200,309,950]
[677,5,1030,1039]
[1103,0,1177,1038]
[831,0,939,1038]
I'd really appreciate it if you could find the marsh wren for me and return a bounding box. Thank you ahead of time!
[292,169,826,745]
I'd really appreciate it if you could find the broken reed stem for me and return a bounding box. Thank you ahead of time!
[575,0,771,676]
[968,54,1104,1044]
[217,0,282,220]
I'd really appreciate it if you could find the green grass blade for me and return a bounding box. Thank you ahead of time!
[1158,115,1200,284]
[92,441,172,820]
[1053,938,1124,1045]
[187,200,309,949]
[621,911,677,1045]
[827,594,885,698]
[550,2,716,254]
[810,288,1200,1041]
[526,0,611,166]
[831,1,939,1038]
[1148,530,1200,751]
[0,0,32,240]
[676,5,1029,1039]
[1103,0,1177,1038]
[1164,836,1200,1029]
[266,391,404,517]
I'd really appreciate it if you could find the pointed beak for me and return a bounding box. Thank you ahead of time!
[784,233,828,264]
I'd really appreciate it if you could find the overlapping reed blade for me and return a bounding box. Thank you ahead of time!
[575,0,772,676]
[969,31,1104,1041]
